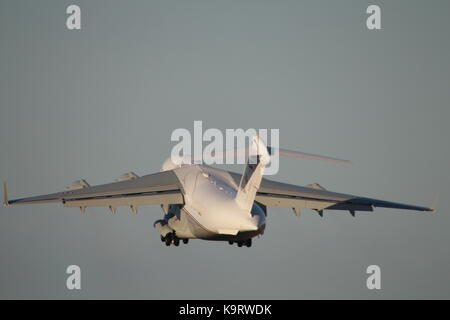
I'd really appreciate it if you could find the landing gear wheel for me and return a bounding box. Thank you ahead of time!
[165,233,173,246]
[173,237,180,246]
[237,241,243,247]
[245,238,252,247]
[182,239,189,244]
[228,241,234,245]
[160,235,166,242]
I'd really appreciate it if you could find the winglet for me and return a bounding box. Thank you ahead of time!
[3,182,9,206]
[431,193,439,213]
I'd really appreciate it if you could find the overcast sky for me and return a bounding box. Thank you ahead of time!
[1,0,449,299]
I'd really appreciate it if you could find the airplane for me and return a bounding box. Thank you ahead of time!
[2,135,436,248]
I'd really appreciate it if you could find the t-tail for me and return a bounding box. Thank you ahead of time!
[235,135,271,212]
[234,135,351,213]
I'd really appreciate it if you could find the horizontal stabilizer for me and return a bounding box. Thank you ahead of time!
[186,137,350,165]
[268,146,351,164]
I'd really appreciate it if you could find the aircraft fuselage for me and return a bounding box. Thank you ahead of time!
[154,163,266,246]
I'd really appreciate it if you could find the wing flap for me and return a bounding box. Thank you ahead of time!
[255,194,334,210]
[63,191,183,208]
[256,177,433,213]
[6,170,184,208]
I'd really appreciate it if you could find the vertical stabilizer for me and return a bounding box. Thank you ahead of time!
[235,136,270,212]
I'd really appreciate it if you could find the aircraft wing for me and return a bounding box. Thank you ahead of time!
[3,170,184,211]
[255,178,434,216]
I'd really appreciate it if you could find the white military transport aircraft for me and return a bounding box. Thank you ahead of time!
[3,136,435,247]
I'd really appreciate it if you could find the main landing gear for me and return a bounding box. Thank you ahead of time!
[228,238,252,247]
[161,233,188,247]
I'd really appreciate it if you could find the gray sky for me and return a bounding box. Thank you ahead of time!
[1,0,449,299]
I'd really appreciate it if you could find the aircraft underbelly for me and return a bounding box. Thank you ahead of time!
[180,205,215,239]
[179,204,266,240]
[172,165,266,240]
